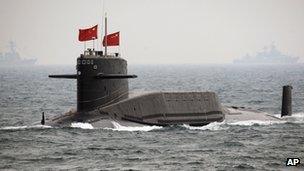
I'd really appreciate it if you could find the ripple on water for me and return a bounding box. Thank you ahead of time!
[217,141,245,148]
[233,163,255,170]
[1,66,304,170]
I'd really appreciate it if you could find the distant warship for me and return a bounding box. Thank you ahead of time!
[233,43,299,64]
[0,41,36,66]
[41,17,290,128]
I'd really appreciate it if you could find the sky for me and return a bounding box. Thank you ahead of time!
[0,0,304,65]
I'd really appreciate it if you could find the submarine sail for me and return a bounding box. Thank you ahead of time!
[49,49,137,113]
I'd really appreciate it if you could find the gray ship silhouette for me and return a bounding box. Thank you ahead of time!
[233,43,299,64]
[0,41,36,66]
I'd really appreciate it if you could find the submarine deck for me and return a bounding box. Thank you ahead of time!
[225,107,281,123]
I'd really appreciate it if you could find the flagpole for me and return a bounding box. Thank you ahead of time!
[102,0,105,55]
[105,13,108,57]
[119,32,121,57]
[93,39,95,51]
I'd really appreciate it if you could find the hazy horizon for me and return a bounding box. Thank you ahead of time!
[1,0,303,65]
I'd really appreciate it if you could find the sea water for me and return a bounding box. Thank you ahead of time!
[0,64,304,170]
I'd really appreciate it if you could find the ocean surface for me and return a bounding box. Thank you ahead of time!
[0,64,304,170]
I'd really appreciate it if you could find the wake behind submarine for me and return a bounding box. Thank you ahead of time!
[43,20,292,128]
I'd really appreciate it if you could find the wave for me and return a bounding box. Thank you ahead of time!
[0,125,52,131]
[228,120,286,126]
[2,113,303,131]
[104,121,163,132]
[212,112,304,127]
[182,115,302,130]
[273,112,304,123]
[70,122,94,129]
[183,121,227,131]
[105,112,304,131]
[182,120,285,130]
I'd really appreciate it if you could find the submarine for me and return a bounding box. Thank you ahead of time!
[43,18,291,128]
[45,47,291,128]
[47,48,226,127]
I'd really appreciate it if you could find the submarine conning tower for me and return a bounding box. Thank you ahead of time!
[49,49,137,113]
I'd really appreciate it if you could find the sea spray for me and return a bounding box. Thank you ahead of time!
[228,120,286,126]
[183,121,227,131]
[105,121,162,132]
[0,125,52,130]
[70,122,94,129]
[274,112,304,123]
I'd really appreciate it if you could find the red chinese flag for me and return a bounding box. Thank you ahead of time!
[103,32,120,46]
[78,25,98,42]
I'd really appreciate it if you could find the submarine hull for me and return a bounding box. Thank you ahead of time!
[46,91,226,127]
[99,92,225,126]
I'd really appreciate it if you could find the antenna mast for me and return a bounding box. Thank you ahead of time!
[104,14,108,57]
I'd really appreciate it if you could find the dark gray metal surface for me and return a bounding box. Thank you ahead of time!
[281,85,292,117]
[76,56,129,112]
[99,92,225,126]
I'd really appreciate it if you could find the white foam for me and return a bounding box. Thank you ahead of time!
[273,114,281,119]
[105,121,162,132]
[183,121,226,131]
[70,122,94,129]
[228,120,286,126]
[0,125,52,130]
[274,112,304,123]
[293,112,304,117]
